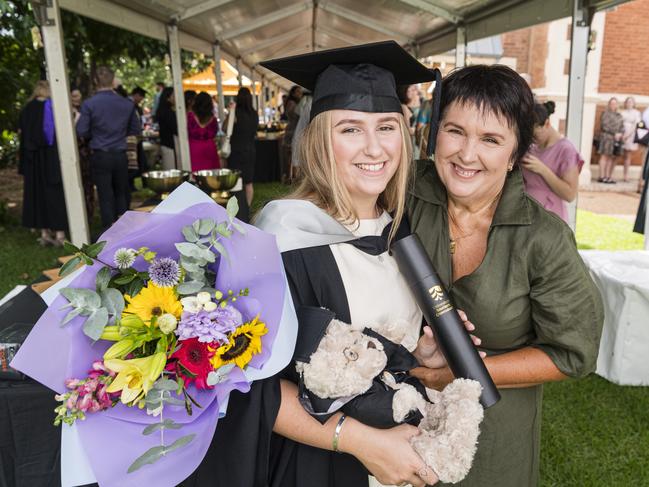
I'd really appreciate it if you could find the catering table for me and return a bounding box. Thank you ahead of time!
[254,136,282,183]
[580,250,649,386]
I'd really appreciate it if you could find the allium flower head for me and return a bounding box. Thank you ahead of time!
[148,257,181,287]
[114,248,136,269]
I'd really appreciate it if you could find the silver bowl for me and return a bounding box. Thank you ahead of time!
[193,169,241,192]
[141,170,190,195]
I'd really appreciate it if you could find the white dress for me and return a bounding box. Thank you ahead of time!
[330,212,423,487]
[621,108,641,151]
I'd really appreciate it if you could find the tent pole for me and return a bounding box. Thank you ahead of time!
[565,0,592,232]
[167,24,191,172]
[212,43,226,125]
[236,57,243,88]
[455,25,467,68]
[32,0,89,245]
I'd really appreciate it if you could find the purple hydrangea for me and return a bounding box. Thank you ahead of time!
[148,258,181,287]
[176,304,243,343]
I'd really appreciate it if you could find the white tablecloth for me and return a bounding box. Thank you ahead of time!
[579,250,649,386]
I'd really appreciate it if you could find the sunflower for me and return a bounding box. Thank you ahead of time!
[123,282,182,322]
[210,316,268,370]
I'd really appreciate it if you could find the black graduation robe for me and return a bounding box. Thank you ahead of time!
[181,244,372,487]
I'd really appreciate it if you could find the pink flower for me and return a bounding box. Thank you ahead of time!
[77,394,92,412]
[66,391,79,410]
[65,378,81,389]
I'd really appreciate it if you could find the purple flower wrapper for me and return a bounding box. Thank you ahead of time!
[11,201,286,487]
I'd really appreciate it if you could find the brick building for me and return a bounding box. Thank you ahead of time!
[501,0,649,184]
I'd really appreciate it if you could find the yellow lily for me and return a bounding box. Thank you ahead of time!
[103,338,139,360]
[100,326,121,341]
[105,352,166,406]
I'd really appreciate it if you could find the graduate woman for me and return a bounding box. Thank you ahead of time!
[183,42,479,487]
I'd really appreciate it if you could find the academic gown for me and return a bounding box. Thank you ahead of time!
[182,201,421,487]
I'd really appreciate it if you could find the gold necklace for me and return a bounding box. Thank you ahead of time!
[447,194,501,254]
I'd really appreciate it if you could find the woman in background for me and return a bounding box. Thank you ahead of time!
[597,97,624,184]
[521,101,582,223]
[187,91,221,171]
[227,87,259,206]
[19,80,68,246]
[156,87,178,170]
[620,96,642,183]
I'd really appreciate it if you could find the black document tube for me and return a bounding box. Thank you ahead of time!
[392,234,500,408]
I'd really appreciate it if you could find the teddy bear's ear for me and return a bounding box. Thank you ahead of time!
[293,306,336,363]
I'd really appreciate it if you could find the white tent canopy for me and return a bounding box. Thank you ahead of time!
[30,0,639,246]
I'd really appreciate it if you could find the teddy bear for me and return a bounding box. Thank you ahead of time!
[294,315,484,484]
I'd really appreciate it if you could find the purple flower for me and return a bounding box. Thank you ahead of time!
[148,258,181,288]
[176,304,243,343]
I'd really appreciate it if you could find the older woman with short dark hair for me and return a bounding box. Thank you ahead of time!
[408,65,604,486]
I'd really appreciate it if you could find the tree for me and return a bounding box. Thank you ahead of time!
[0,0,210,166]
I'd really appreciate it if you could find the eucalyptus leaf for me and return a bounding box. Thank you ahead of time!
[226,196,239,221]
[198,219,216,235]
[59,256,82,277]
[82,307,109,341]
[182,225,198,243]
[180,259,201,273]
[215,222,233,238]
[127,445,166,473]
[61,307,84,326]
[212,241,229,262]
[176,281,204,295]
[95,267,112,292]
[142,419,183,435]
[199,248,216,263]
[164,434,196,453]
[206,364,235,386]
[60,288,101,309]
[84,241,107,258]
[152,378,181,392]
[161,396,186,406]
[231,221,246,235]
[175,242,202,259]
[101,288,124,318]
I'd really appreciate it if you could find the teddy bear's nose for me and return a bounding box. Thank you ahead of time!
[367,342,376,349]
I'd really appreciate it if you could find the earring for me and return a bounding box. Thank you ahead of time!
[507,163,514,172]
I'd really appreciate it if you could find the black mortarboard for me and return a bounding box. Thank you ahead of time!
[261,40,441,158]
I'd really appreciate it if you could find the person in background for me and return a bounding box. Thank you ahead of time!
[152,81,165,120]
[620,96,642,183]
[226,87,259,206]
[77,66,141,230]
[156,87,178,170]
[19,80,68,246]
[290,91,312,182]
[187,91,221,172]
[71,88,95,221]
[596,97,624,184]
[281,85,303,183]
[521,101,581,223]
[130,86,147,117]
[185,90,197,113]
[397,84,421,154]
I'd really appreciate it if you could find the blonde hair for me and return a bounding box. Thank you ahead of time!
[30,80,50,100]
[289,111,413,243]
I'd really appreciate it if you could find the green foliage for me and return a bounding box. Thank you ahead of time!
[576,209,644,250]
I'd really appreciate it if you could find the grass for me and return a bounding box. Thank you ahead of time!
[576,209,644,250]
[1,184,647,485]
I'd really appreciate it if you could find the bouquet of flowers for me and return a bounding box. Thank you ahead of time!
[11,184,294,487]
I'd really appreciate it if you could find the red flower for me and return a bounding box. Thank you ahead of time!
[168,338,215,390]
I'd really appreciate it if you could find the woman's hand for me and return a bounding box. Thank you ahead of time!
[520,153,548,175]
[413,310,484,369]
[340,420,438,486]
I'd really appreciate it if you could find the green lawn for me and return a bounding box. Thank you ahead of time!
[1,185,647,485]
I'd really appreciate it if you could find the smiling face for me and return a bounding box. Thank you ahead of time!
[330,110,403,216]
[435,101,518,207]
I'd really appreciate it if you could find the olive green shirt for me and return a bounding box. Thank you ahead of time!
[407,160,604,487]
